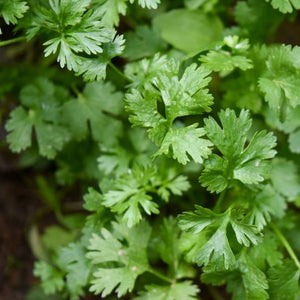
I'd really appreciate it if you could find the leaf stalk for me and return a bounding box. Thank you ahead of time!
[270,222,300,269]
[147,268,173,283]
[0,36,26,47]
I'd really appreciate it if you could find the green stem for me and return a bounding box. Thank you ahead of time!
[214,189,227,213]
[0,36,26,47]
[270,222,300,269]
[147,268,173,283]
[108,61,131,82]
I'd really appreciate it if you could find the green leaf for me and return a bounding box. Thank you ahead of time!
[200,109,277,192]
[62,82,123,146]
[125,61,213,164]
[155,125,212,165]
[125,54,169,90]
[196,219,235,270]
[42,226,77,252]
[249,232,283,269]
[5,107,33,153]
[135,281,199,299]
[123,25,167,60]
[201,50,253,73]
[34,262,64,295]
[259,45,300,119]
[87,221,151,297]
[154,9,223,55]
[0,0,28,25]
[200,36,253,74]
[270,158,300,198]
[101,165,160,227]
[178,206,262,269]
[227,252,269,300]
[134,0,161,9]
[76,34,125,81]
[230,215,262,247]
[235,0,284,41]
[247,185,287,230]
[154,217,194,279]
[157,171,191,202]
[6,78,71,158]
[266,0,300,13]
[57,242,91,300]
[25,0,115,72]
[178,207,235,270]
[268,260,300,300]
[289,128,300,153]
[95,0,128,27]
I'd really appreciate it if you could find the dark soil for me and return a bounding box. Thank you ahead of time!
[0,152,39,300]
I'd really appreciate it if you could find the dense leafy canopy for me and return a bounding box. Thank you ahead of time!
[1,0,300,299]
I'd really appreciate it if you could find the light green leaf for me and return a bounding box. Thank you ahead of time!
[34,262,64,295]
[87,221,151,297]
[200,109,277,192]
[266,0,300,13]
[155,125,212,165]
[154,9,223,55]
[268,260,300,300]
[0,0,28,25]
[135,281,199,299]
[63,82,123,146]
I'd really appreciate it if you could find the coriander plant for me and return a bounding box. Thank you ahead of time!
[1,0,300,299]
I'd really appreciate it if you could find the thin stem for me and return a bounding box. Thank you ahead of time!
[147,268,173,283]
[108,61,131,82]
[270,222,300,269]
[214,189,227,213]
[0,36,26,47]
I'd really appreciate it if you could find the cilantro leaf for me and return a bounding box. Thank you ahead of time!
[247,185,286,230]
[126,61,213,164]
[270,158,300,199]
[154,217,195,280]
[0,0,28,25]
[133,0,161,9]
[94,0,128,27]
[34,261,64,295]
[102,166,159,227]
[227,252,269,300]
[57,242,92,300]
[235,0,284,41]
[102,165,189,226]
[265,0,300,13]
[62,82,123,146]
[6,78,71,158]
[259,45,300,119]
[123,25,167,61]
[25,0,115,72]
[178,205,261,270]
[154,9,223,55]
[268,260,300,300]
[154,125,212,165]
[200,36,253,74]
[76,34,125,81]
[200,50,252,73]
[87,221,151,297]
[289,128,300,153]
[135,281,199,300]
[98,128,155,176]
[5,107,33,153]
[249,232,283,269]
[200,109,277,193]
[125,54,169,90]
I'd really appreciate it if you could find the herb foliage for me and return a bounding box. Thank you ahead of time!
[1,0,300,299]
